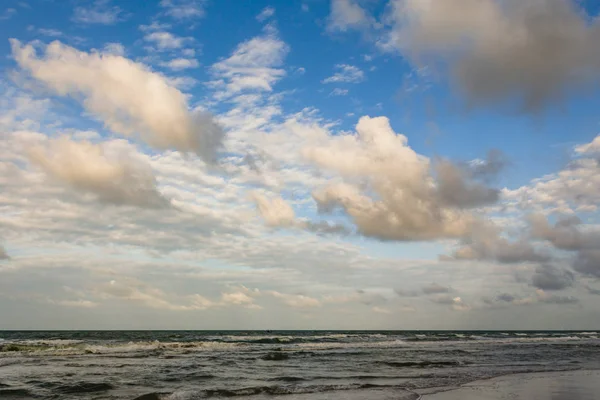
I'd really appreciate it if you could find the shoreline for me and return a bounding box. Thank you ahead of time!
[420,369,600,400]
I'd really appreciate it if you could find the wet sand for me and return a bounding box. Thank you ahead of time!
[424,369,600,400]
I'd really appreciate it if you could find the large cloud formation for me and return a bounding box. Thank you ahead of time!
[29,136,168,208]
[10,40,223,162]
[383,0,600,110]
[305,116,499,241]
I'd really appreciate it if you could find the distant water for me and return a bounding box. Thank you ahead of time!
[0,331,599,399]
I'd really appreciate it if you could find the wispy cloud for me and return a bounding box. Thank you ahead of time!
[256,6,275,22]
[72,0,126,25]
[322,64,364,84]
[160,0,206,20]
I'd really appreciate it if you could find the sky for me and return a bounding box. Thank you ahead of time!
[1,0,600,330]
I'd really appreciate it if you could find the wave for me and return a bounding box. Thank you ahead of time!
[164,383,419,399]
[381,360,462,368]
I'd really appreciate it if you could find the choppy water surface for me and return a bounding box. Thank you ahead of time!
[0,331,599,399]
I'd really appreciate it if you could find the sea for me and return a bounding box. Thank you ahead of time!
[0,330,599,399]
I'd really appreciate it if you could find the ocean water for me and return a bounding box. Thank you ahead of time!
[0,331,599,399]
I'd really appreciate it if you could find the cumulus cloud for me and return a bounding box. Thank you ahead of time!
[448,223,549,264]
[306,116,499,241]
[251,192,296,227]
[327,0,373,32]
[160,0,205,20]
[72,0,125,25]
[575,135,600,156]
[11,40,223,162]
[322,64,365,84]
[529,214,600,251]
[29,137,168,208]
[573,251,600,278]
[383,0,600,111]
[531,265,574,291]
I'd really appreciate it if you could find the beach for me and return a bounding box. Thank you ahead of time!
[423,369,600,400]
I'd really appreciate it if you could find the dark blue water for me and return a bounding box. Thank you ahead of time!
[1,331,599,399]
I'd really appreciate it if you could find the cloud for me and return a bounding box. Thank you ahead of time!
[160,0,206,20]
[495,293,515,303]
[575,135,600,156]
[585,285,600,296]
[29,137,169,208]
[422,283,451,295]
[102,42,125,56]
[573,251,600,278]
[11,40,224,163]
[306,116,494,241]
[528,214,600,277]
[251,192,296,227]
[72,0,125,25]
[322,64,365,84]
[529,214,600,251]
[537,291,579,305]
[447,223,549,264]
[38,28,63,37]
[161,58,199,70]
[267,291,321,308]
[382,0,600,111]
[0,245,9,260]
[531,265,574,291]
[210,29,289,98]
[327,0,373,32]
[372,306,391,314]
[256,6,275,22]
[95,278,217,310]
[431,294,470,311]
[435,159,499,208]
[144,31,191,50]
[505,154,600,214]
[330,88,349,96]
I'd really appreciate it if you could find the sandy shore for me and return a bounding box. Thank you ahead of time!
[423,369,600,400]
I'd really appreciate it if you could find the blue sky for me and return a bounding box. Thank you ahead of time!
[1,0,600,329]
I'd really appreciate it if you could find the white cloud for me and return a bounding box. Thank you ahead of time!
[72,0,125,25]
[210,30,289,98]
[575,134,600,155]
[327,0,372,32]
[322,64,365,84]
[330,88,349,96]
[144,31,191,50]
[28,136,168,208]
[256,6,275,22]
[305,116,484,241]
[160,0,205,19]
[38,28,63,37]
[102,42,125,56]
[267,291,321,308]
[11,40,223,162]
[162,58,199,70]
[251,192,296,228]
